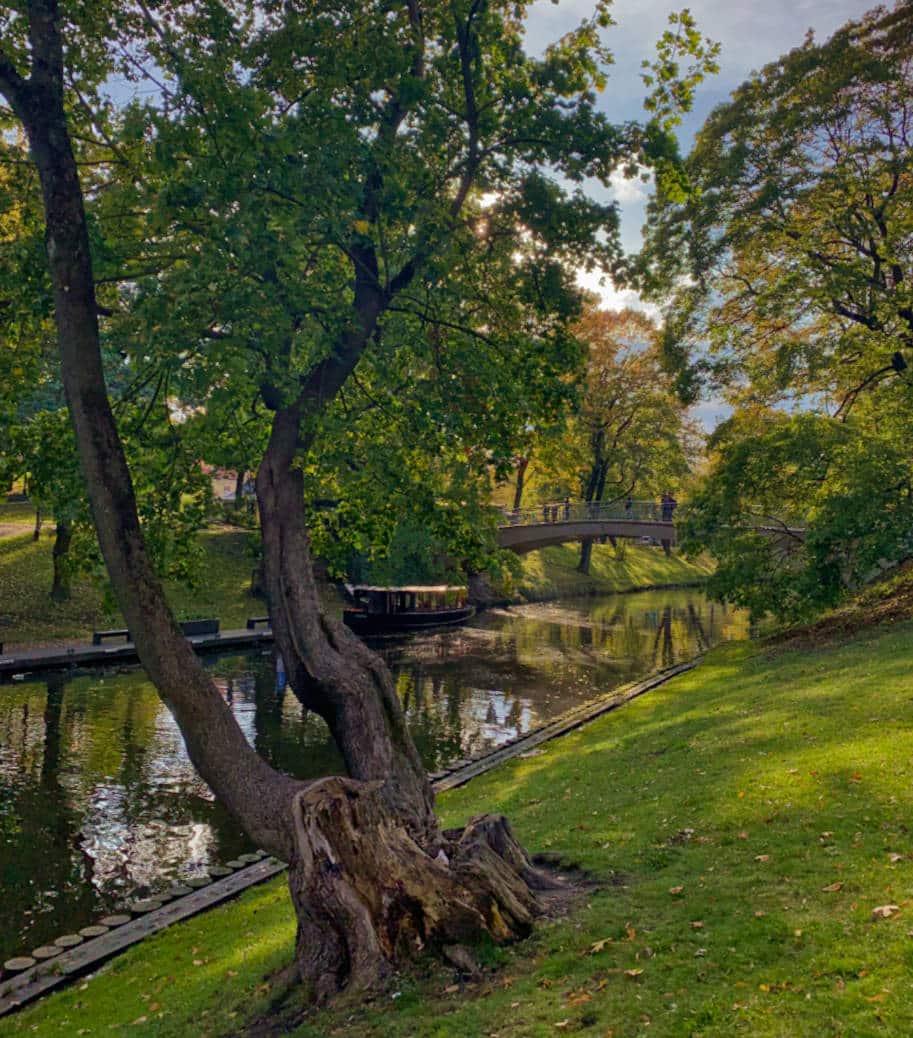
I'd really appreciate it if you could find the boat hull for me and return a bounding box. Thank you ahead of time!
[343,605,476,636]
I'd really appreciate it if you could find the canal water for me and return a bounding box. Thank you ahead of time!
[0,589,748,961]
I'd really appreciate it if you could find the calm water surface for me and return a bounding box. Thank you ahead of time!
[0,590,748,960]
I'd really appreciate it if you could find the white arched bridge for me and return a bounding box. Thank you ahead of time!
[495,500,804,554]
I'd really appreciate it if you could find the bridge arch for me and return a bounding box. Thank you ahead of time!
[495,502,676,555]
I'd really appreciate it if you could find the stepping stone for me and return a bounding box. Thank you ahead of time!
[237,853,260,865]
[32,946,62,960]
[253,850,269,860]
[224,860,246,869]
[208,866,232,878]
[53,934,84,948]
[79,925,110,939]
[128,899,163,914]
[166,885,193,898]
[98,914,131,927]
[3,956,36,972]
[185,877,210,889]
[153,890,175,902]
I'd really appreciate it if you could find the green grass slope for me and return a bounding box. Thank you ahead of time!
[7,618,913,1036]
[514,542,713,600]
[0,528,256,647]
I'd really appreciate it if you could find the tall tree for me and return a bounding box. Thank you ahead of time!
[638,1,913,617]
[0,0,714,998]
[540,306,694,573]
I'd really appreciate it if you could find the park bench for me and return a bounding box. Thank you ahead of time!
[180,618,219,637]
[92,629,131,645]
[91,619,219,645]
[246,617,271,630]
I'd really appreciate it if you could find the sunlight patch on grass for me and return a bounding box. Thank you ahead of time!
[8,622,913,1035]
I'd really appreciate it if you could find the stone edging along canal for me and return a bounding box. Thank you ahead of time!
[0,657,698,1018]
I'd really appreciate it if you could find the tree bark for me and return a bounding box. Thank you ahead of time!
[256,405,438,848]
[1,3,299,865]
[512,456,529,512]
[50,515,72,601]
[33,506,42,541]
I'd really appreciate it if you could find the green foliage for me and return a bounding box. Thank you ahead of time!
[640,3,913,618]
[681,409,913,620]
[0,0,718,581]
[641,2,913,404]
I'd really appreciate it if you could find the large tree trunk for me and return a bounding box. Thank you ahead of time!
[577,446,609,575]
[256,405,438,848]
[3,6,550,1001]
[4,6,299,866]
[50,515,72,601]
[577,537,594,575]
[285,779,551,1001]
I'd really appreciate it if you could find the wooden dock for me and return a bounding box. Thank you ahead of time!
[0,627,275,679]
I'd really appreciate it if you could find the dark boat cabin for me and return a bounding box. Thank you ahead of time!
[342,585,474,635]
[347,585,468,614]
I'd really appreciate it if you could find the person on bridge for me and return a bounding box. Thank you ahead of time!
[625,497,633,518]
[661,493,678,522]
[564,497,571,520]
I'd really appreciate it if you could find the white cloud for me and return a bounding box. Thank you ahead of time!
[608,167,651,205]
[575,268,659,319]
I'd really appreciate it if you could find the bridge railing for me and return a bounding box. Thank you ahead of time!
[496,500,674,527]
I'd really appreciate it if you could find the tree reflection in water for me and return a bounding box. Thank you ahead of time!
[0,589,748,959]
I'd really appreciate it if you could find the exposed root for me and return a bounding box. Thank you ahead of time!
[286,777,553,1004]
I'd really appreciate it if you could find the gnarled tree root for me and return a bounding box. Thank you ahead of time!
[287,776,556,1003]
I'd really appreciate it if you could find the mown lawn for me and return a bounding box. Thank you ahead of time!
[515,542,713,600]
[7,617,913,1036]
[0,527,258,647]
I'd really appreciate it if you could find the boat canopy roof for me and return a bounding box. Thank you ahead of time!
[347,584,466,594]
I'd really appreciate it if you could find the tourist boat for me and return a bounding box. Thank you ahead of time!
[342,584,475,636]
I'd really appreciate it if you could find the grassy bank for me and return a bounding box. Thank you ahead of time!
[0,527,257,647]
[7,614,913,1035]
[514,542,714,600]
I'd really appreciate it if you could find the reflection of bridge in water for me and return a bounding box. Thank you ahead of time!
[496,500,804,554]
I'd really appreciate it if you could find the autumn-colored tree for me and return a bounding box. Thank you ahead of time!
[540,306,694,572]
[639,2,913,617]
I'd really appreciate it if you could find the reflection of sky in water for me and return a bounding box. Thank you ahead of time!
[0,590,749,959]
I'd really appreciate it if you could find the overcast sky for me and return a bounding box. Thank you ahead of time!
[524,0,876,427]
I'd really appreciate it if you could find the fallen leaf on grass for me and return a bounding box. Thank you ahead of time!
[565,991,591,1007]
[554,1021,570,1031]
[444,984,460,994]
[754,855,770,863]
[821,882,844,892]
[872,904,900,919]
[624,968,644,979]
[889,853,905,863]
[691,921,704,930]
[589,938,612,954]
[669,886,684,896]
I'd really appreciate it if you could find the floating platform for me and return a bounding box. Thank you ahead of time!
[0,627,275,680]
